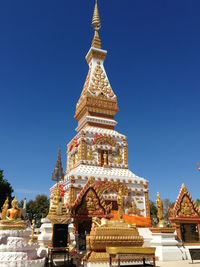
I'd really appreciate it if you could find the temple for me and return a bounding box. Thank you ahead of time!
[50,0,151,248]
[168,184,200,245]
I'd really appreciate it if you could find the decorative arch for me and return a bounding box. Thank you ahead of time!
[75,187,106,216]
[177,194,200,217]
[95,181,128,197]
[72,177,112,216]
[95,136,116,147]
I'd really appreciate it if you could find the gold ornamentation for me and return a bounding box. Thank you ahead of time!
[86,219,144,253]
[1,198,9,220]
[197,161,200,171]
[76,188,105,216]
[179,195,199,217]
[144,191,150,217]
[47,186,69,224]
[91,0,101,49]
[7,197,21,220]
[113,148,123,164]
[106,246,156,255]
[127,198,141,216]
[95,135,116,146]
[103,151,108,167]
[76,67,92,109]
[29,219,37,243]
[156,192,165,227]
[150,227,175,233]
[96,181,128,197]
[117,187,125,220]
[86,49,107,64]
[169,184,200,218]
[72,177,112,215]
[87,146,95,160]
[0,196,25,230]
[89,61,115,98]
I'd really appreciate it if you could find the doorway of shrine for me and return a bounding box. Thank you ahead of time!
[181,223,200,243]
[77,219,92,251]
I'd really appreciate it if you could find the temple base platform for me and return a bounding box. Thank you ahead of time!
[150,228,184,261]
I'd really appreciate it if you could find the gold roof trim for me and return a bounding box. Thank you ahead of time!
[106,246,156,255]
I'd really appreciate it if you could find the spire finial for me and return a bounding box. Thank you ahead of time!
[52,148,64,181]
[91,0,102,49]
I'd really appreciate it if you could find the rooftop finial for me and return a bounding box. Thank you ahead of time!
[91,0,101,49]
[51,148,64,181]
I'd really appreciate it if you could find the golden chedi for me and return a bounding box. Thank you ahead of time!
[0,197,25,230]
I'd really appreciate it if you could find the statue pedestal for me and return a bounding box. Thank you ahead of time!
[150,228,183,261]
[37,218,52,257]
[0,229,45,267]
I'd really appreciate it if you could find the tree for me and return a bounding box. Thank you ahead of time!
[150,200,158,227]
[0,170,13,210]
[22,195,49,228]
[163,198,175,219]
[196,198,200,207]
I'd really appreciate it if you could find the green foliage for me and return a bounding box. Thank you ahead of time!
[163,198,175,219]
[24,195,49,228]
[196,198,200,207]
[150,200,157,226]
[0,170,13,210]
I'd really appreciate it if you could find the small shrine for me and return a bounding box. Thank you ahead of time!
[168,184,200,245]
[49,1,151,250]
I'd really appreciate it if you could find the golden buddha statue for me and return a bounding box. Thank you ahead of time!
[7,197,21,220]
[87,146,95,161]
[127,198,141,216]
[117,187,124,220]
[1,198,9,220]
[156,192,165,227]
[113,149,123,164]
[103,151,108,167]
[47,186,69,224]
[0,196,25,230]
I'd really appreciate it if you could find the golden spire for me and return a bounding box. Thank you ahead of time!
[91,0,101,49]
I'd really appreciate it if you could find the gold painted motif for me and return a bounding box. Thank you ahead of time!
[117,187,125,220]
[127,198,141,216]
[87,146,95,160]
[1,198,9,220]
[89,61,115,98]
[113,148,123,164]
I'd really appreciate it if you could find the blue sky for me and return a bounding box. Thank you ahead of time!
[0,0,200,203]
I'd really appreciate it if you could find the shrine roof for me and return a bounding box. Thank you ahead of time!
[168,183,200,218]
[66,164,148,183]
[76,126,126,139]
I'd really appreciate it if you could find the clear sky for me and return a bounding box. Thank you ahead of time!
[0,0,200,203]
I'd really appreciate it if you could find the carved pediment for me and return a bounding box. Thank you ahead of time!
[75,188,105,216]
[177,194,199,217]
[170,184,200,218]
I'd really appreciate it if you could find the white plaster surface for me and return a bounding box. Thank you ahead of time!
[151,232,185,261]
[37,217,52,258]
[0,229,45,266]
[138,227,152,247]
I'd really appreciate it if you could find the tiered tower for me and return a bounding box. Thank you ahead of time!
[50,1,150,231]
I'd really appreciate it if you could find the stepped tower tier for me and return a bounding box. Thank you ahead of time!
[50,1,151,241]
[74,0,118,132]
